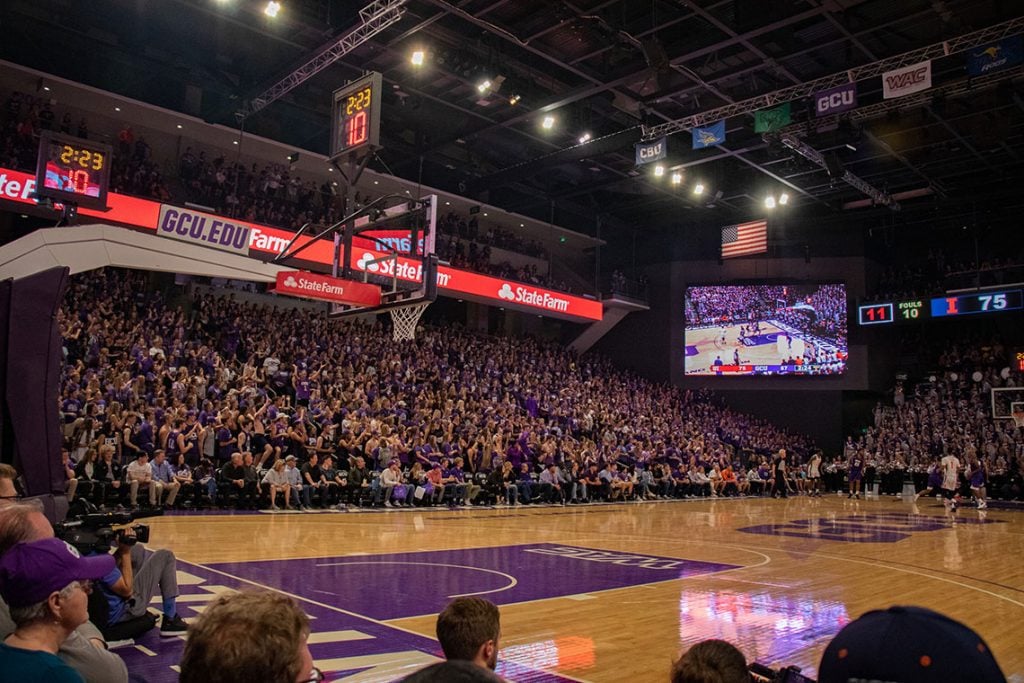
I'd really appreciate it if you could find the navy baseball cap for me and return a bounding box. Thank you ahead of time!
[0,537,114,608]
[818,606,1006,682]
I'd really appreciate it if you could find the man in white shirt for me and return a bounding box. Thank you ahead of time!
[377,460,403,507]
[283,455,304,510]
[940,453,961,511]
[126,453,153,507]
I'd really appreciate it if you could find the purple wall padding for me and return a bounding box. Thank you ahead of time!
[2,267,69,497]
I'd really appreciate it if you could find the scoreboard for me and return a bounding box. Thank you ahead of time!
[858,289,1023,326]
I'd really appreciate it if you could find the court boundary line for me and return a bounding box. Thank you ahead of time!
[177,558,592,683]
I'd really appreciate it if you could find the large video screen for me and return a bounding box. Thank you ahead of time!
[684,284,847,376]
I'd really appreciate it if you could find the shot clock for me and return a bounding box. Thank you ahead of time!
[34,132,112,210]
[330,72,382,159]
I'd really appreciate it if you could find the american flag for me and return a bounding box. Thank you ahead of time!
[721,220,768,259]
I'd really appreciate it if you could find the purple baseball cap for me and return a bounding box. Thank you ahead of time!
[818,606,1006,683]
[0,537,115,608]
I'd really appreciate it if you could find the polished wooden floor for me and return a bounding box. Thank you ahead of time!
[139,495,1024,681]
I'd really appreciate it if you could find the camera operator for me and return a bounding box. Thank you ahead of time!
[0,502,128,683]
[96,526,187,637]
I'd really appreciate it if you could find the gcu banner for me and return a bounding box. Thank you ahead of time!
[814,82,858,117]
[157,205,251,256]
[882,60,932,99]
[635,137,667,165]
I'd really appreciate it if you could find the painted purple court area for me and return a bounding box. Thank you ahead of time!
[685,345,699,356]
[117,558,581,683]
[210,543,740,620]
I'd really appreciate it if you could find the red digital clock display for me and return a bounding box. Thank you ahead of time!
[331,72,382,159]
[35,132,112,210]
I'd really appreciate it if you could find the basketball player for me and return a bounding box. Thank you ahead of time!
[940,451,961,512]
[771,449,789,499]
[847,450,863,499]
[732,348,740,366]
[807,450,822,497]
[913,456,943,501]
[967,456,988,510]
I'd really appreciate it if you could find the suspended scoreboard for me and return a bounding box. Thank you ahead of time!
[330,72,382,159]
[857,289,1023,326]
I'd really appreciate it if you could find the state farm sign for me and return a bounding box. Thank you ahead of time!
[882,60,932,99]
[272,271,382,307]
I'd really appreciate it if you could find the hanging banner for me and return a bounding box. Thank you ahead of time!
[882,60,932,99]
[814,82,858,117]
[692,121,726,149]
[635,137,667,165]
[753,102,791,133]
[966,36,1023,76]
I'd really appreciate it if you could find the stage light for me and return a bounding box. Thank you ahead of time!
[578,132,592,144]
[410,50,425,67]
[541,115,555,130]
[779,192,790,205]
[765,195,776,209]
[671,172,682,185]
[264,1,281,18]
[477,79,492,93]
[508,94,521,106]
[653,164,665,177]
[693,183,705,195]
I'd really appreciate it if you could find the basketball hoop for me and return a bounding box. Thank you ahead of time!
[1012,402,1024,429]
[389,301,431,341]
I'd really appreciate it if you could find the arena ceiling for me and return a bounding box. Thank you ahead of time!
[2,0,1024,237]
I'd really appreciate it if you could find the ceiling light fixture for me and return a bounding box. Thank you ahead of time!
[693,183,705,195]
[541,115,555,130]
[477,79,492,94]
[410,50,425,67]
[264,1,281,18]
[765,196,776,209]
[653,164,665,177]
[578,132,592,144]
[671,172,682,185]
[778,192,790,206]
[508,94,521,106]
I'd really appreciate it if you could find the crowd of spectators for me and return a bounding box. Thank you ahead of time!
[54,268,816,512]
[1,89,579,294]
[837,336,1024,499]
[866,247,1024,303]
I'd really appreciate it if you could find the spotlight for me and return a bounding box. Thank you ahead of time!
[541,115,555,130]
[779,192,789,206]
[653,164,665,177]
[508,94,521,106]
[765,195,776,209]
[410,50,425,67]
[477,79,492,94]
[578,132,592,144]
[693,183,705,196]
[264,1,281,17]
[671,172,682,185]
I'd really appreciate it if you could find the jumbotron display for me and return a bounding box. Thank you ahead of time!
[684,283,848,376]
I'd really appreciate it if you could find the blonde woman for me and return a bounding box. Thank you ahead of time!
[261,459,292,510]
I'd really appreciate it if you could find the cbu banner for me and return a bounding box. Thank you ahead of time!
[635,136,667,165]
[814,82,858,117]
[692,120,726,149]
[967,36,1023,76]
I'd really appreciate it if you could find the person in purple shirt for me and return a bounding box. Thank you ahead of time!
[441,458,467,506]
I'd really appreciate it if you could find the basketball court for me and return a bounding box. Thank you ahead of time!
[685,321,804,374]
[117,498,1024,682]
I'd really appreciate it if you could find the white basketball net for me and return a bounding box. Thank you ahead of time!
[389,302,431,341]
